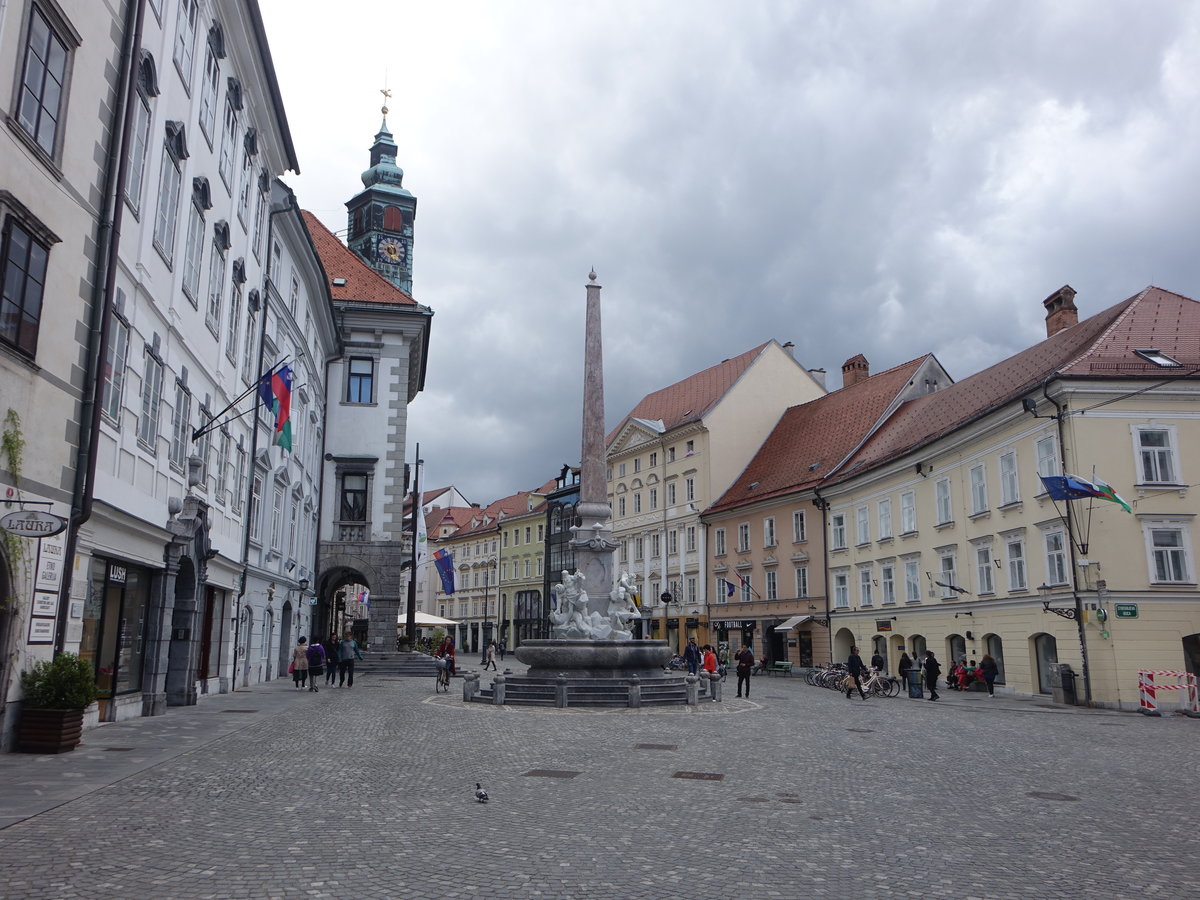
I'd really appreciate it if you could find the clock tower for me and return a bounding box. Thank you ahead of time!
[346,95,417,293]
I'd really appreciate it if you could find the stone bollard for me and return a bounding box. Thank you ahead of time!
[685,674,699,706]
[493,674,506,705]
[711,671,723,703]
[462,672,479,702]
[628,674,642,709]
[555,673,569,708]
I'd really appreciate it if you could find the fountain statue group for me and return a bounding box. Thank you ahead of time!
[548,570,640,641]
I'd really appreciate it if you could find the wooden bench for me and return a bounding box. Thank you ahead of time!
[768,661,794,676]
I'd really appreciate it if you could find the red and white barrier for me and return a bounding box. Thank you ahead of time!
[1137,669,1199,716]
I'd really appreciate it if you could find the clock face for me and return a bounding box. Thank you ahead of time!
[378,238,404,263]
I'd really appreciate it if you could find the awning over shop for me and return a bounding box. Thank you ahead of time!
[775,615,813,631]
[395,610,461,627]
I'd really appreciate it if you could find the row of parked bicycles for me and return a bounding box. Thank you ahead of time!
[807,662,902,698]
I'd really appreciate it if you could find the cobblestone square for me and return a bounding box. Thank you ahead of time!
[0,669,1196,899]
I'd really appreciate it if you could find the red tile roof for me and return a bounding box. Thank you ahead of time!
[607,342,774,444]
[707,356,929,514]
[835,286,1199,480]
[300,210,418,306]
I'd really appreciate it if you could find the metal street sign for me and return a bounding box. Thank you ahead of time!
[1114,603,1139,619]
[0,510,67,538]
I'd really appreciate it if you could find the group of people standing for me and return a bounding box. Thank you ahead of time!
[290,632,364,691]
[895,649,1000,700]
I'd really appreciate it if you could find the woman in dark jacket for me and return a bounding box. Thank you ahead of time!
[898,652,913,692]
[924,650,941,701]
[324,635,341,686]
[980,654,999,697]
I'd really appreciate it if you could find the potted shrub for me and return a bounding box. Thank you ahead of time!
[18,653,98,753]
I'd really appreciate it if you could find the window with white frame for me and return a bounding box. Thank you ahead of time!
[241,304,256,383]
[153,123,187,262]
[649,451,657,467]
[686,440,694,454]
[651,533,661,558]
[687,577,696,604]
[634,537,644,560]
[668,530,678,555]
[198,46,219,141]
[938,549,958,598]
[667,482,676,506]
[714,528,726,556]
[830,513,847,550]
[253,171,268,258]
[287,497,298,557]
[795,566,808,598]
[225,283,241,363]
[633,492,642,514]
[205,228,227,334]
[833,571,849,609]
[878,498,892,540]
[969,464,987,514]
[935,478,952,524]
[125,57,157,214]
[740,575,752,604]
[999,451,1019,505]
[765,569,778,601]
[1035,436,1059,479]
[686,526,696,552]
[685,477,695,502]
[618,462,626,477]
[270,484,284,550]
[859,567,873,606]
[1006,534,1027,590]
[218,94,239,189]
[138,347,164,449]
[168,381,190,470]
[900,491,916,533]
[856,506,869,545]
[237,134,255,225]
[1134,426,1178,484]
[737,523,750,552]
[233,444,246,513]
[649,487,657,510]
[904,559,921,602]
[764,516,776,547]
[880,563,896,604]
[173,0,199,87]
[181,192,205,303]
[975,544,994,594]
[101,310,129,422]
[249,472,262,539]
[1044,529,1068,585]
[195,404,211,485]
[793,509,807,542]
[617,496,626,517]
[1144,522,1192,583]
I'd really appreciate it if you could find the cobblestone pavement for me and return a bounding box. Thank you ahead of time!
[0,667,1197,900]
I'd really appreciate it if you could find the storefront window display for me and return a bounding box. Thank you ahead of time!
[79,559,150,701]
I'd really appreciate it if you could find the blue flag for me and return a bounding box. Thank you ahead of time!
[433,548,456,595]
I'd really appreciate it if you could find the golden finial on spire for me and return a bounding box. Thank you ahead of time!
[380,86,392,117]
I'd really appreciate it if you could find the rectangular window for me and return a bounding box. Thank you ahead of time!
[651,533,661,558]
[939,551,958,598]
[667,482,676,506]
[880,564,896,605]
[687,577,696,605]
[218,99,239,188]
[1035,437,1059,479]
[1137,429,1177,484]
[686,526,696,552]
[250,473,262,539]
[205,240,226,334]
[633,493,642,514]
[714,528,726,556]
[182,203,204,303]
[1149,528,1190,583]
[649,487,657,510]
[976,545,994,594]
[237,148,253,226]
[270,486,284,550]
[685,477,695,502]
[969,464,987,514]
[241,308,257,383]
[233,445,247,513]
[792,510,807,542]
[878,499,892,540]
[618,462,625,477]
[935,478,952,524]
[833,572,849,609]
[195,404,211,486]
[173,0,198,86]
[126,94,152,213]
[347,357,374,403]
[617,496,625,517]
[340,474,367,521]
[830,513,846,550]
[668,530,678,555]
[740,576,752,604]
[668,447,676,462]
[900,491,916,533]
[764,516,776,547]
[795,566,808,598]
[138,349,164,449]
[101,313,130,422]
[859,568,873,606]
[1006,536,1027,591]
[225,285,242,364]
[999,451,1019,505]
[855,506,869,545]
[1044,530,1068,585]
[16,6,70,157]
[169,382,191,469]
[904,560,920,602]
[253,181,268,258]
[737,523,750,552]
[686,440,694,454]
[0,217,50,357]
[765,570,777,601]
[649,451,657,467]
[634,537,643,560]
[198,48,219,141]
[633,457,641,473]
[213,431,229,503]
[153,144,183,261]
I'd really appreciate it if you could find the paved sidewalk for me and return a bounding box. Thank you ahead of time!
[0,669,1195,899]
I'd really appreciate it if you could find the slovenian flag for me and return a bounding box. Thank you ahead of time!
[434,549,456,595]
[1040,474,1131,512]
[357,589,369,609]
[258,364,293,452]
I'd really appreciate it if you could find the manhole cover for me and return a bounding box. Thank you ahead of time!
[673,771,725,781]
[1026,791,1080,802]
[778,798,804,804]
[846,728,874,733]
[221,709,259,714]
[103,748,135,752]
[777,792,799,798]
[522,769,581,779]
[634,743,678,750]
[736,797,770,803]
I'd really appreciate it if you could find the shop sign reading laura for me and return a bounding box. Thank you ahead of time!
[0,510,68,538]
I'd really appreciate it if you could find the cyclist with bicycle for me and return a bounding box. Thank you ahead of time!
[845,646,868,700]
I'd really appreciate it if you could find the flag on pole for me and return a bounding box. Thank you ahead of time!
[414,500,429,579]
[433,549,456,595]
[357,589,370,609]
[1040,474,1131,512]
[258,364,294,451]
[723,579,735,597]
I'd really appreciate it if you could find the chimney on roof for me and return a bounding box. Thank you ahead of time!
[808,368,826,389]
[782,341,795,359]
[1043,285,1079,337]
[841,354,869,389]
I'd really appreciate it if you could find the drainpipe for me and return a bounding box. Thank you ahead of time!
[55,0,147,655]
[1042,379,1092,705]
[812,487,832,662]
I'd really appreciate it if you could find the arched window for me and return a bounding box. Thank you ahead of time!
[383,205,404,231]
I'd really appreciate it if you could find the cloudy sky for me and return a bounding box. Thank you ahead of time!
[259,0,1200,505]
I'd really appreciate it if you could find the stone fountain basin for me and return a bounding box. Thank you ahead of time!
[514,639,674,679]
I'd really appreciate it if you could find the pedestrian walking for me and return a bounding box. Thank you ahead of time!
[734,644,755,698]
[845,646,868,700]
[291,637,309,689]
[324,634,340,685]
[338,631,363,687]
[870,649,885,671]
[684,637,701,676]
[483,640,497,671]
[898,651,913,693]
[924,650,942,701]
[305,639,325,692]
[498,640,506,661]
[980,653,999,697]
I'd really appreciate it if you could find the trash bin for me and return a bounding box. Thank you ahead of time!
[1048,663,1078,705]
[907,667,923,699]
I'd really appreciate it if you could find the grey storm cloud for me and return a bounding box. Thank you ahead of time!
[261,0,1200,504]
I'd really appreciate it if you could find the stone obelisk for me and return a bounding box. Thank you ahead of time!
[569,270,619,621]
